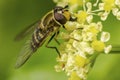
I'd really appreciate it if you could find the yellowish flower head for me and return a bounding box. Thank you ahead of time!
[102,0,115,11]
[75,11,87,24]
[91,40,105,52]
[74,54,86,67]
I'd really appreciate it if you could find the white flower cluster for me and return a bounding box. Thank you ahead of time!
[99,0,120,20]
[53,0,115,80]
[55,21,111,80]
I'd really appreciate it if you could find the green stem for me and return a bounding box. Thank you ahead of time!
[110,45,120,53]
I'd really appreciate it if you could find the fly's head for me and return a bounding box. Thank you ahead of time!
[54,5,71,25]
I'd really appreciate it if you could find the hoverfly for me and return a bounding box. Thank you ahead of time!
[15,5,75,68]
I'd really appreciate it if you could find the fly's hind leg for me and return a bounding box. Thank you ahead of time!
[46,33,61,57]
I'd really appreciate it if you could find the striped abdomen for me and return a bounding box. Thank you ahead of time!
[31,26,48,52]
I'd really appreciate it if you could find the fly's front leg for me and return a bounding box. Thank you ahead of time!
[46,33,61,57]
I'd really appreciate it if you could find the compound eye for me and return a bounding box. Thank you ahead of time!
[54,12,67,24]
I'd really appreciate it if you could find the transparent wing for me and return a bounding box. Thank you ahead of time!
[14,20,41,41]
[15,20,41,68]
[15,40,34,68]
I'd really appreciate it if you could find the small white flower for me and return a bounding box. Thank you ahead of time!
[115,0,120,6]
[65,21,83,31]
[100,11,109,21]
[65,54,75,76]
[76,68,87,80]
[73,41,83,52]
[73,33,82,41]
[79,42,94,54]
[57,53,68,62]
[101,32,110,42]
[66,54,75,67]
[75,41,92,55]
[76,50,86,58]
[54,65,62,72]
[65,43,76,53]
[116,11,120,20]
[85,47,94,55]
[86,2,92,12]
[87,32,95,41]
[86,15,93,23]
[99,3,104,10]
[80,41,90,50]
[96,21,103,32]
[112,8,119,16]
[104,45,112,54]
[73,41,87,58]
[72,40,79,48]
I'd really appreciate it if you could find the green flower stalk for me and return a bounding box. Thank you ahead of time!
[53,0,120,80]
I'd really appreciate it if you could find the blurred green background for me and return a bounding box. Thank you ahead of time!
[0,0,120,80]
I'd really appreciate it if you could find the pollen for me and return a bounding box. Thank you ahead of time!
[88,26,99,34]
[68,71,82,80]
[75,11,87,24]
[75,54,86,67]
[91,40,105,52]
[102,0,115,11]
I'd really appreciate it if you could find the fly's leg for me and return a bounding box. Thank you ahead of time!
[46,33,61,57]
[54,31,60,45]
[54,38,60,45]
